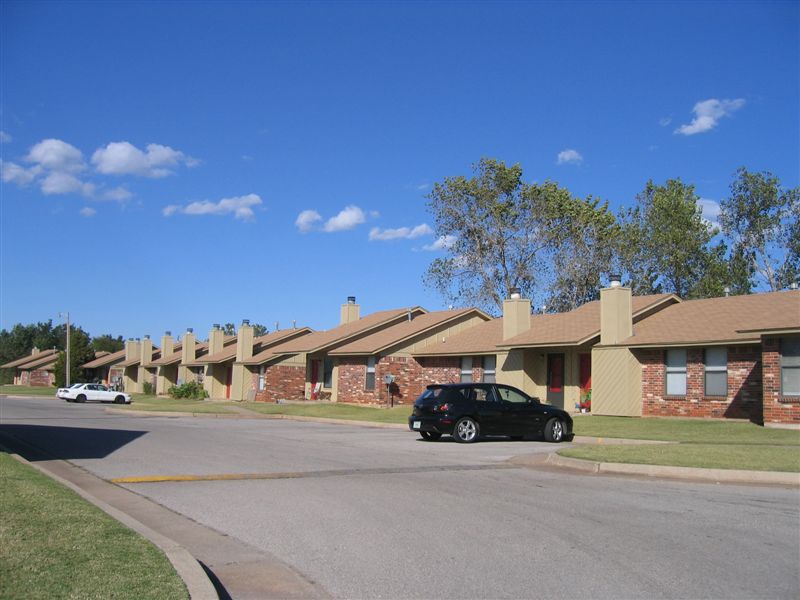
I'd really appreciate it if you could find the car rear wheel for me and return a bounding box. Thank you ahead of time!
[114,395,126,404]
[76,394,86,403]
[453,417,479,443]
[420,431,442,441]
[544,418,565,443]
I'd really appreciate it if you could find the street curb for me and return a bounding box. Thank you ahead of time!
[510,452,800,486]
[6,452,219,599]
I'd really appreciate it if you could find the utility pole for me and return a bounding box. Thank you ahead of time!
[60,312,70,386]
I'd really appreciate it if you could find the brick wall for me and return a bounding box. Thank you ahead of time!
[639,345,762,421]
[253,364,306,402]
[762,337,800,425]
[28,368,53,387]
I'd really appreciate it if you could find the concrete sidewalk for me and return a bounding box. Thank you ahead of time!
[0,432,330,600]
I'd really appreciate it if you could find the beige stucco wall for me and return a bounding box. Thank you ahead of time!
[388,315,490,357]
[156,365,178,395]
[591,346,642,416]
[204,362,231,399]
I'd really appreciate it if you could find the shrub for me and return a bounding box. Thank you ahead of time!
[167,381,208,400]
[142,381,154,395]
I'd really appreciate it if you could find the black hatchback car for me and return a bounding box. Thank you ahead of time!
[409,383,573,443]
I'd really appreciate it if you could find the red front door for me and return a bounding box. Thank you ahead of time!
[225,366,232,399]
[579,354,592,392]
[547,353,565,407]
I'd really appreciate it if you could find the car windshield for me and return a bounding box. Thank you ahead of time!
[70,383,83,389]
[420,387,444,400]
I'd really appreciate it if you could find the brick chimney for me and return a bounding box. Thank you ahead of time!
[181,329,196,364]
[600,274,632,345]
[502,288,531,340]
[340,296,360,325]
[236,319,254,362]
[208,324,224,355]
[161,331,174,357]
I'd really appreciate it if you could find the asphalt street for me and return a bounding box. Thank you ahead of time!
[2,396,799,599]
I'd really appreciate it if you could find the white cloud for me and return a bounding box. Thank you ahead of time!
[91,141,197,177]
[675,98,745,135]
[422,235,457,251]
[26,139,85,173]
[0,131,12,143]
[556,149,583,165]
[103,186,133,201]
[697,198,721,231]
[1,160,40,185]
[40,172,95,197]
[323,205,366,232]
[659,117,672,127]
[80,207,96,217]
[369,223,433,241]
[163,193,262,220]
[295,209,322,233]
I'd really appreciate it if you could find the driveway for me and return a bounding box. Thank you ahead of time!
[2,396,799,599]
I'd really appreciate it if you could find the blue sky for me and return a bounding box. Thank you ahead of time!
[1,0,798,339]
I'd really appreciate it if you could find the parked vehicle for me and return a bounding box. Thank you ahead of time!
[57,383,131,404]
[409,383,573,443]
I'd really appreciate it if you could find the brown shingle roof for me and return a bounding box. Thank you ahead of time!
[197,329,312,364]
[413,318,504,356]
[618,290,800,347]
[17,352,59,371]
[243,329,315,365]
[329,309,488,355]
[498,294,678,348]
[81,349,126,369]
[1,348,59,369]
[274,308,427,355]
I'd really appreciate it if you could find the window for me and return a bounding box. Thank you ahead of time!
[782,338,800,396]
[323,358,334,389]
[460,357,473,383]
[665,348,687,396]
[704,347,727,397]
[482,355,496,383]
[258,366,266,391]
[466,386,496,402]
[365,357,376,390]
[496,385,529,404]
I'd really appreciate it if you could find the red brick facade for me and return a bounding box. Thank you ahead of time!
[638,345,762,421]
[762,337,800,425]
[252,364,306,402]
[335,355,488,406]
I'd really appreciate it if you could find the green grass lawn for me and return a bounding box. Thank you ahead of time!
[242,401,413,423]
[566,415,800,472]
[0,384,57,397]
[0,452,187,599]
[117,394,235,414]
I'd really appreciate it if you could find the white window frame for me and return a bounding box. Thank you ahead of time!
[781,338,800,397]
[365,356,376,390]
[704,347,728,397]
[460,356,473,383]
[258,366,266,391]
[482,355,496,384]
[665,348,687,396]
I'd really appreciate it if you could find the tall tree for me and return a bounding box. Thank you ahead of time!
[620,178,726,298]
[91,334,125,353]
[719,167,800,291]
[424,158,572,313]
[544,195,621,312]
[53,326,94,387]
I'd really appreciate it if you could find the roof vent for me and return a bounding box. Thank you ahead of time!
[292,320,297,329]
[407,309,413,322]
[724,286,731,297]
[608,274,622,288]
[275,321,279,330]
[347,296,356,304]
[791,281,799,290]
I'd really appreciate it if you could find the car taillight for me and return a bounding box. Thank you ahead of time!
[435,403,450,412]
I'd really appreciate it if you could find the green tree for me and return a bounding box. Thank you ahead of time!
[53,326,94,387]
[91,334,124,353]
[252,323,268,336]
[221,323,236,336]
[424,158,576,312]
[719,167,800,291]
[0,320,62,384]
[620,178,727,298]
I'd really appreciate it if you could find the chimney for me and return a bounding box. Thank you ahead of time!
[181,329,196,364]
[236,319,254,362]
[502,287,531,340]
[31,347,40,356]
[161,331,174,357]
[600,274,633,345]
[208,324,224,355]
[140,335,154,366]
[340,296,360,325]
[125,338,141,362]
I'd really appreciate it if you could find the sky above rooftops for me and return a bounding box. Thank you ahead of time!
[1,1,797,339]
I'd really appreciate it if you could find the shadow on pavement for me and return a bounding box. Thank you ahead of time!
[0,424,147,462]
